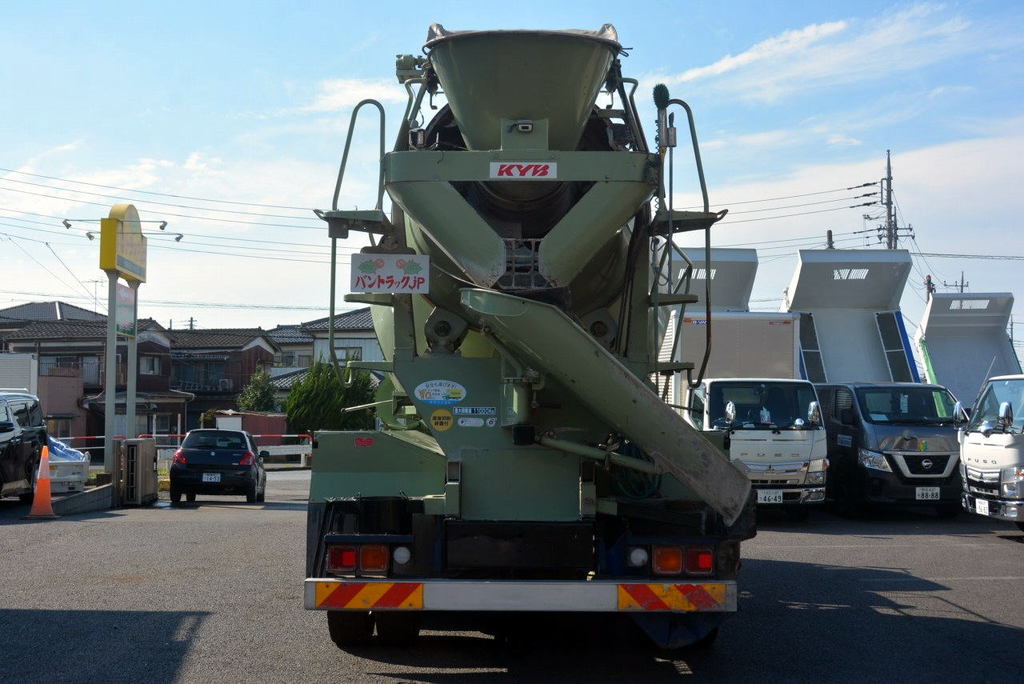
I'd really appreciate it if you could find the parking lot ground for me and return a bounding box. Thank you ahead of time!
[1,472,1022,683]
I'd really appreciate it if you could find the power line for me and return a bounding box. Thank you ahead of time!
[0,288,351,313]
[44,242,94,301]
[0,175,320,221]
[726,192,877,216]
[0,184,323,230]
[0,166,315,211]
[719,202,878,225]
[4,235,82,295]
[677,181,876,210]
[913,252,1024,260]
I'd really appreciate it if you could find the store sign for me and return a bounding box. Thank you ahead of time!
[116,284,136,337]
[350,253,429,293]
[99,204,147,282]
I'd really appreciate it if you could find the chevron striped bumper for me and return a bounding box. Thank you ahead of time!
[304,579,736,612]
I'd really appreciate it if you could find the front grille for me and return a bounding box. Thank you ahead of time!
[967,478,999,495]
[751,478,800,486]
[902,454,950,475]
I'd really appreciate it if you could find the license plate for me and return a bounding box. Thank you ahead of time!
[975,498,990,516]
[202,473,221,483]
[915,487,939,501]
[757,489,784,504]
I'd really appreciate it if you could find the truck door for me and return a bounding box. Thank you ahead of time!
[830,387,859,487]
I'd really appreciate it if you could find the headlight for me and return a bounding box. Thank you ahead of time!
[1003,482,1020,498]
[1003,466,1024,482]
[806,471,826,485]
[858,448,891,472]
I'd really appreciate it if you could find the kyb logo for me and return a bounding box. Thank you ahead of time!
[489,162,558,179]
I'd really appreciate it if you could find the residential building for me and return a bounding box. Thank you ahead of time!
[302,308,382,363]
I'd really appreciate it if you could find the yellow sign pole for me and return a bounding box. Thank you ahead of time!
[99,204,148,474]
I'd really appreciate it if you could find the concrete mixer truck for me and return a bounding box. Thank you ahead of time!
[302,23,755,651]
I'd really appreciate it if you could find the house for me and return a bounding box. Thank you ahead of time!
[301,308,383,363]
[168,328,279,428]
[266,324,315,376]
[2,318,191,439]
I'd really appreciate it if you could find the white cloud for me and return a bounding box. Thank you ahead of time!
[301,78,407,112]
[656,20,848,86]
[649,4,986,103]
[826,134,861,146]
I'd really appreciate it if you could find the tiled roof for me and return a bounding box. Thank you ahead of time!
[267,324,315,344]
[5,320,108,340]
[169,328,277,350]
[302,307,373,332]
[270,368,309,390]
[0,301,105,321]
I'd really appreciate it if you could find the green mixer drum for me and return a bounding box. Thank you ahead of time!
[425,24,620,151]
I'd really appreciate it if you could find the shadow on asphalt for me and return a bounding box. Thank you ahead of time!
[344,559,1023,682]
[0,609,209,683]
[755,505,1022,537]
[159,500,308,512]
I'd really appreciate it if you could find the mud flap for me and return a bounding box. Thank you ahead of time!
[630,611,726,649]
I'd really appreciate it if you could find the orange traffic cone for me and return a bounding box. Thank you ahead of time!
[23,445,58,520]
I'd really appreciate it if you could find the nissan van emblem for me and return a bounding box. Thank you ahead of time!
[921,459,934,470]
[210,451,215,456]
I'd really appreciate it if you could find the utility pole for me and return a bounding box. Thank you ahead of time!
[188,316,196,330]
[884,150,895,249]
[943,271,968,293]
[825,229,834,249]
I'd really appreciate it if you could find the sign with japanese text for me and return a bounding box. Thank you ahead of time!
[115,284,136,337]
[350,253,430,294]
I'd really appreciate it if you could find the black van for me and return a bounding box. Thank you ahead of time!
[816,382,963,516]
[0,391,47,503]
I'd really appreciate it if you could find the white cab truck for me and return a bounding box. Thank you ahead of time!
[960,374,1024,530]
[682,378,828,519]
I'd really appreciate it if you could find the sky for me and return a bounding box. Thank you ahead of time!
[1,1,1022,352]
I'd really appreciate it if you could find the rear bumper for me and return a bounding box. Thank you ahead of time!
[962,493,1024,522]
[169,467,254,492]
[303,578,737,613]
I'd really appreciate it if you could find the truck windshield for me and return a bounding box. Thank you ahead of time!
[967,378,1024,433]
[708,382,818,429]
[855,387,957,425]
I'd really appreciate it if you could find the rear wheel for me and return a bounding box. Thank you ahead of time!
[245,480,257,503]
[17,458,37,504]
[170,487,183,506]
[327,611,374,649]
[375,612,421,646]
[255,484,265,503]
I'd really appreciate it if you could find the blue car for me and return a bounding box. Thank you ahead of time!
[170,429,267,505]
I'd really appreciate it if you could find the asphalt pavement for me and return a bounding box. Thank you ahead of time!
[1,472,1021,683]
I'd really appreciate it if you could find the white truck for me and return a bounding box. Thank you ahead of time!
[671,314,828,519]
[959,374,1024,530]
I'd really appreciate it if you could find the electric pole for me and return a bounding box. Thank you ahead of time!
[885,150,895,249]
[943,271,968,293]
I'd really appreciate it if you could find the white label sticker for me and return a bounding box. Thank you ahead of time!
[488,162,557,179]
[414,380,466,406]
[457,417,485,428]
[836,434,853,447]
[350,253,429,293]
[453,406,496,416]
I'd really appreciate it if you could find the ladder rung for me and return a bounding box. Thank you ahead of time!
[654,362,695,375]
[652,293,699,306]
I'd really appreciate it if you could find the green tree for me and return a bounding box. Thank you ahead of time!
[283,362,375,434]
[237,368,277,411]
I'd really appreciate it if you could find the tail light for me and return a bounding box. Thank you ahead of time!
[359,545,389,574]
[652,546,684,575]
[685,547,715,575]
[172,449,186,465]
[326,546,358,573]
[239,451,255,466]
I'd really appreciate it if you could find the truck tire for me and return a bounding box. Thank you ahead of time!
[375,612,421,646]
[327,611,374,648]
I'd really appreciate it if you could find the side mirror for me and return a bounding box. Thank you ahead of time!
[725,401,737,423]
[839,407,855,426]
[0,420,14,433]
[998,402,1014,430]
[952,401,969,425]
[259,450,270,459]
[807,401,822,425]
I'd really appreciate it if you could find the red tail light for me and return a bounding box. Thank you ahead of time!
[686,547,714,575]
[239,451,255,465]
[172,449,186,465]
[326,546,358,573]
